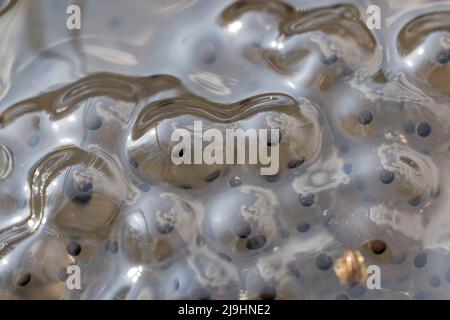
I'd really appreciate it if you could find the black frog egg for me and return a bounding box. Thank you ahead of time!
[204,186,280,259]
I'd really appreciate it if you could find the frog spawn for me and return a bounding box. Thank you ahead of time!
[125,93,323,188]
[1,0,450,300]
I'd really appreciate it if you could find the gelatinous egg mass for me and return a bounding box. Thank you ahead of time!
[1,0,450,300]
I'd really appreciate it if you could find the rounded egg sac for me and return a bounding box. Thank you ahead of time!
[3,0,450,301]
[203,185,281,261]
[397,11,450,96]
[124,92,323,188]
[113,193,202,266]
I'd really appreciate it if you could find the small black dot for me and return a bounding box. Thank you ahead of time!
[404,121,415,134]
[16,272,31,287]
[287,157,305,169]
[196,235,206,247]
[139,184,151,192]
[157,223,174,235]
[408,195,421,207]
[129,156,138,169]
[316,253,332,271]
[281,229,290,238]
[298,193,315,207]
[259,286,276,300]
[178,148,184,157]
[430,275,441,288]
[179,184,192,190]
[437,49,450,64]
[391,253,407,265]
[182,202,192,213]
[234,221,251,238]
[287,261,300,278]
[343,163,352,175]
[339,145,350,154]
[431,187,440,199]
[246,235,267,250]
[200,42,217,64]
[263,174,280,183]
[357,110,373,125]
[86,116,102,131]
[229,176,242,188]
[379,169,395,184]
[414,252,427,268]
[204,170,220,182]
[370,240,387,255]
[57,266,68,281]
[191,288,211,300]
[321,54,338,65]
[218,253,232,263]
[110,241,119,254]
[66,241,82,256]
[416,122,431,137]
[297,222,310,233]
